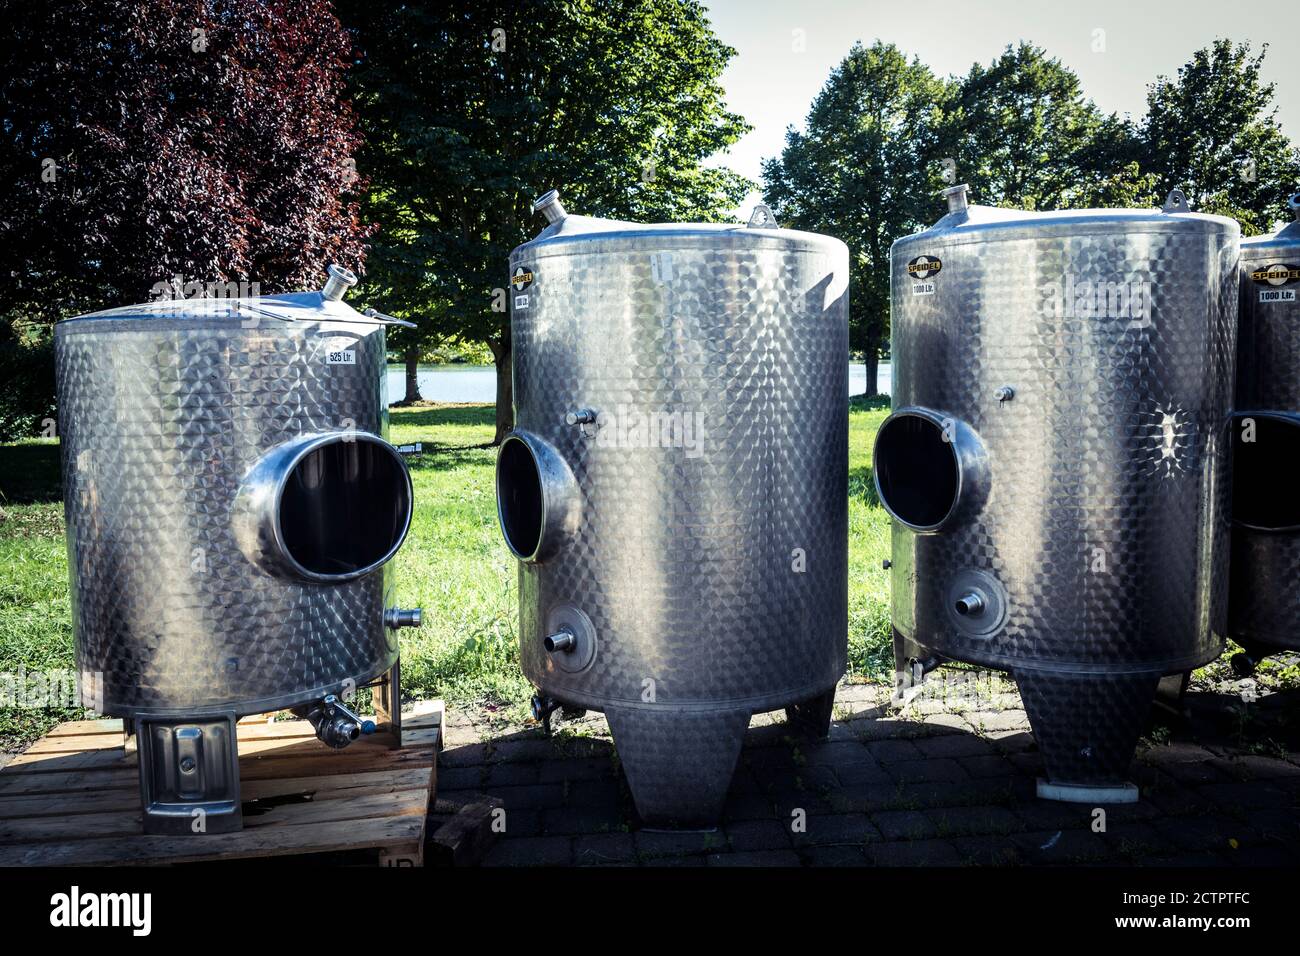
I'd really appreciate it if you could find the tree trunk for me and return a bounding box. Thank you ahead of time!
[863,348,879,398]
[403,346,422,404]
[490,341,513,445]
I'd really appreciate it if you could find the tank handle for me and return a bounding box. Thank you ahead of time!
[1289,191,1300,220]
[1162,189,1191,214]
[747,204,779,229]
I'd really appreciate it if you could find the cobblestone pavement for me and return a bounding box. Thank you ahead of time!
[429,677,1300,867]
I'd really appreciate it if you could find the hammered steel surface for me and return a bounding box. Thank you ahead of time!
[1229,218,1300,652]
[505,209,849,823]
[888,203,1238,676]
[884,194,1238,796]
[1017,670,1161,787]
[55,303,400,718]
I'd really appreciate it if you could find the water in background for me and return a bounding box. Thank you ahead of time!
[387,361,891,404]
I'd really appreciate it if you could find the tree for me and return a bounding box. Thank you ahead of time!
[0,0,371,328]
[1142,39,1300,234]
[946,43,1153,212]
[339,0,751,439]
[763,42,951,396]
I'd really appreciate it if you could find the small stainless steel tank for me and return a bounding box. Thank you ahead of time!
[55,265,422,833]
[498,192,849,826]
[878,186,1238,803]
[1228,191,1300,675]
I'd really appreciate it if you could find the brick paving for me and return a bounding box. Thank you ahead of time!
[427,678,1300,867]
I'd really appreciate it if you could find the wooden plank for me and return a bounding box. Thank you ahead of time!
[0,699,443,866]
[0,780,431,845]
[0,812,427,866]
[0,766,433,821]
[0,744,435,797]
[428,798,502,867]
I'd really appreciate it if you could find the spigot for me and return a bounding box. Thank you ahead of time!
[544,629,576,653]
[385,608,423,629]
[293,694,364,749]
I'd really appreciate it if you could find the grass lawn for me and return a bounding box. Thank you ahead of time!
[0,396,897,752]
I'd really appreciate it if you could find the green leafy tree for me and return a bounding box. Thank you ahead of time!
[1142,39,1300,234]
[763,42,951,396]
[946,43,1153,211]
[340,0,751,438]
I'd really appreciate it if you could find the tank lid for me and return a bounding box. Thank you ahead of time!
[62,265,413,327]
[1242,191,1300,250]
[898,184,1239,249]
[517,190,843,253]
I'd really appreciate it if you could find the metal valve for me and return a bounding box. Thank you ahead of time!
[385,608,423,629]
[544,628,576,653]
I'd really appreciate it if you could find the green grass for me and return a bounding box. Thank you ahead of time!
[0,401,897,753]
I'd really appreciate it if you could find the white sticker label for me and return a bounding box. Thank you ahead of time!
[514,294,530,311]
[912,282,935,296]
[326,349,356,365]
[1260,289,1296,303]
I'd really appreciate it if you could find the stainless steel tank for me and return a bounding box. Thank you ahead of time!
[1228,192,1300,675]
[878,185,1238,803]
[54,264,422,833]
[498,191,849,826]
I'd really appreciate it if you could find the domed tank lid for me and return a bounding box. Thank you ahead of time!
[60,263,415,328]
[1242,190,1300,253]
[515,188,846,256]
[895,184,1239,251]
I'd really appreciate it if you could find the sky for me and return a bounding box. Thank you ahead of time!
[700,0,1300,218]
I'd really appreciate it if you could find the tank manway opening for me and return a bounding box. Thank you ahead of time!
[874,411,962,531]
[279,435,413,578]
[497,435,546,559]
[1232,413,1300,532]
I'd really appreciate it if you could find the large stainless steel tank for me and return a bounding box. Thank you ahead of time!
[497,191,849,826]
[878,185,1238,802]
[55,265,422,833]
[1228,192,1300,674]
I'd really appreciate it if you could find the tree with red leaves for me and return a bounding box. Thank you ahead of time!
[0,0,371,326]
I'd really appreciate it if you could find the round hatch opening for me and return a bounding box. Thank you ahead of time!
[1232,413,1300,532]
[497,435,546,560]
[278,435,413,579]
[874,411,962,531]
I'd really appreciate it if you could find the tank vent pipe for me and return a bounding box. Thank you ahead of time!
[322,263,358,301]
[1290,192,1300,220]
[943,183,969,214]
[533,189,567,224]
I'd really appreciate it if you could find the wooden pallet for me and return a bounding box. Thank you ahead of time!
[0,701,442,866]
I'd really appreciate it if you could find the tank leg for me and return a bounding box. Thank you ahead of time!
[136,713,243,834]
[1015,670,1160,804]
[604,705,750,829]
[785,688,836,739]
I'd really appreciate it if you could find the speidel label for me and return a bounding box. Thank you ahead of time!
[1252,262,1299,304]
[512,265,534,311]
[907,255,941,295]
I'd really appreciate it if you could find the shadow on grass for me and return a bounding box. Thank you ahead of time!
[390,403,494,430]
[850,393,891,412]
[0,442,62,504]
[849,464,881,508]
